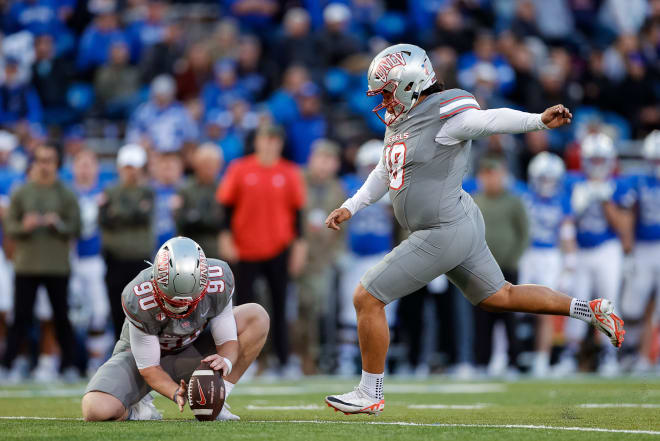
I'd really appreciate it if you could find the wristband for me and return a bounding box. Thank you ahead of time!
[172,386,181,403]
[221,357,233,376]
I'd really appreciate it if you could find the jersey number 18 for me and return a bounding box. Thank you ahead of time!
[385,142,406,190]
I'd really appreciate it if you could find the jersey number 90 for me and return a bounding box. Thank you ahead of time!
[133,266,226,311]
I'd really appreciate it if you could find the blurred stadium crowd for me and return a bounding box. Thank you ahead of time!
[0,0,659,382]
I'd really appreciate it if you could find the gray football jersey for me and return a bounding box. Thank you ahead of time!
[383,89,480,232]
[121,258,234,351]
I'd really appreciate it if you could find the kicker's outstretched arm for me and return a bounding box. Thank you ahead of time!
[436,104,572,144]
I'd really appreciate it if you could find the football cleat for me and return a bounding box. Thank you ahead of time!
[216,403,240,421]
[128,393,162,420]
[589,299,625,348]
[325,387,385,415]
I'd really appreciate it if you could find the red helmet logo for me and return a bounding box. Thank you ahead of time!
[374,52,406,83]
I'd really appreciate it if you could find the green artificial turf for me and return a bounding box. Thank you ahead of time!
[1,376,659,440]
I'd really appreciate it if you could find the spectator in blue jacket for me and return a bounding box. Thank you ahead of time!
[457,31,516,95]
[77,6,127,73]
[267,65,308,127]
[4,0,74,54]
[201,59,249,116]
[126,0,169,61]
[126,75,198,153]
[203,109,244,165]
[0,57,42,126]
[286,82,326,165]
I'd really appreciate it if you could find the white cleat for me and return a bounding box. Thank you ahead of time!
[588,299,625,348]
[325,387,385,415]
[216,403,240,421]
[128,393,162,420]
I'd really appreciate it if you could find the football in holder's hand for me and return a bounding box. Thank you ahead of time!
[187,362,225,421]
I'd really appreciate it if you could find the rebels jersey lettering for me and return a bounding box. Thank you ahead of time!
[343,174,393,256]
[121,258,234,351]
[521,189,571,249]
[382,89,480,232]
[629,174,660,241]
[566,173,633,248]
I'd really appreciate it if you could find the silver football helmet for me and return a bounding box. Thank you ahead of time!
[643,130,660,178]
[581,133,616,180]
[152,237,209,319]
[366,43,436,126]
[528,152,565,198]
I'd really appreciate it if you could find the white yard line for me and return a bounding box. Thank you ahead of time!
[407,404,490,409]
[249,420,660,436]
[1,416,658,435]
[579,403,660,409]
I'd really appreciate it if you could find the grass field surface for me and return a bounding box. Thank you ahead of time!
[1,376,659,440]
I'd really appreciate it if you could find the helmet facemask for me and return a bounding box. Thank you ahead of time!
[152,280,208,319]
[583,156,615,181]
[367,80,408,126]
[532,175,561,198]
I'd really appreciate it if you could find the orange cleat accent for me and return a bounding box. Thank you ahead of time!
[589,299,626,348]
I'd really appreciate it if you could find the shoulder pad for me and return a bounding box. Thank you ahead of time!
[436,89,481,119]
[206,258,234,316]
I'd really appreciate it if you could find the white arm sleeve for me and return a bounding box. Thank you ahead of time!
[129,323,161,370]
[340,156,389,215]
[210,303,238,346]
[436,108,548,145]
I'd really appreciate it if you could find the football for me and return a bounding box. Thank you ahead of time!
[187,362,225,421]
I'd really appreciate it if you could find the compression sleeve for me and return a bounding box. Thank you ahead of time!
[210,303,238,346]
[436,108,548,145]
[340,156,389,215]
[129,323,161,369]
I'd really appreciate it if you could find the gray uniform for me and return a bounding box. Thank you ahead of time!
[361,89,506,305]
[85,258,234,409]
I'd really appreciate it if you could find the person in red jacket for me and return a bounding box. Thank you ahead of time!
[217,125,307,375]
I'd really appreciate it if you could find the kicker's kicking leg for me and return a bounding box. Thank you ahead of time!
[480,282,625,347]
[479,282,572,315]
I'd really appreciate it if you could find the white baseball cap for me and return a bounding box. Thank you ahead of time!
[324,3,351,24]
[117,144,147,168]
